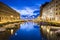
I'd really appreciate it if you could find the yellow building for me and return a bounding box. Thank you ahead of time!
[40,0,60,21]
[0,2,20,23]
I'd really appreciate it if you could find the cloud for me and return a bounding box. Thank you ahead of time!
[11,3,41,20]
[11,6,40,20]
[19,7,34,16]
[33,10,40,13]
[12,7,39,16]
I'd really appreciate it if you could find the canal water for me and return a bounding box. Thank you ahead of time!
[0,22,43,40]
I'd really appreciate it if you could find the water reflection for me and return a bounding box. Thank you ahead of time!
[1,22,60,40]
[9,22,42,40]
[1,22,59,40]
[0,22,42,40]
[0,23,20,40]
[41,25,60,40]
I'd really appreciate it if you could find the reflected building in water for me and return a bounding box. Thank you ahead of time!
[0,22,43,40]
[0,23,20,40]
[41,25,60,40]
[0,2,20,23]
[9,22,42,40]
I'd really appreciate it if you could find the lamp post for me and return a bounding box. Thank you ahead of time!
[10,15,13,22]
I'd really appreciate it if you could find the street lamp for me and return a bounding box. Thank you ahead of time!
[11,15,13,18]
[47,27,50,33]
[17,17,19,18]
[10,15,13,21]
[55,17,58,21]
[50,10,53,13]
[11,29,13,34]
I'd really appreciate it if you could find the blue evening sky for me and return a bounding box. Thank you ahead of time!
[0,0,50,19]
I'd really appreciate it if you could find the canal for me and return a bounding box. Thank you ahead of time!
[0,22,60,40]
[0,22,43,40]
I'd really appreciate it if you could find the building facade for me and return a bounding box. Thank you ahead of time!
[0,2,20,23]
[40,0,60,21]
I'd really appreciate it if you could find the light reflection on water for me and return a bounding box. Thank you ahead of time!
[9,22,42,40]
[0,22,60,40]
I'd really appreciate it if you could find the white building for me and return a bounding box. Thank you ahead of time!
[40,0,60,21]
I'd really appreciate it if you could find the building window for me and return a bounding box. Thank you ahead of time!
[59,8,60,10]
[59,12,60,15]
[56,13,58,15]
[56,8,58,11]
[56,4,58,7]
[52,18,55,20]
[56,1,58,3]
